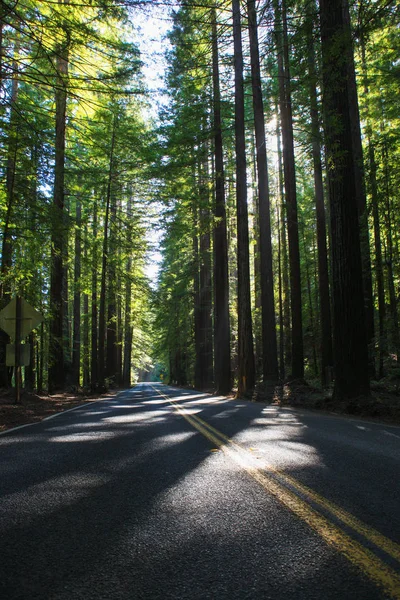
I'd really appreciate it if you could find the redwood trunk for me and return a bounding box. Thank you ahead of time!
[98,115,117,389]
[72,199,81,387]
[232,0,255,394]
[248,0,278,382]
[212,10,231,394]
[49,25,69,393]
[91,200,98,390]
[320,0,370,400]
[274,0,304,380]
[306,8,333,385]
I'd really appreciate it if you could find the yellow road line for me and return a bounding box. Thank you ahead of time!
[150,385,400,599]
[185,406,400,565]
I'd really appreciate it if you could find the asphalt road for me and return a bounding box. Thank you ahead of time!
[1,382,400,599]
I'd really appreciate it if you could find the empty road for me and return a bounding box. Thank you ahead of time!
[1,382,400,599]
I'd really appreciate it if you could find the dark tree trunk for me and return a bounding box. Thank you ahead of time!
[82,293,90,389]
[211,10,231,395]
[82,221,90,389]
[306,7,333,385]
[382,145,400,361]
[116,276,123,386]
[37,323,44,394]
[274,0,304,380]
[232,0,255,395]
[276,193,285,380]
[105,193,118,383]
[90,200,98,391]
[122,194,133,388]
[71,199,81,388]
[343,5,375,377]
[361,36,386,378]
[98,115,117,389]
[251,142,262,377]
[276,105,290,376]
[248,0,278,382]
[199,150,213,389]
[194,205,202,389]
[320,0,370,400]
[49,23,69,393]
[301,222,318,376]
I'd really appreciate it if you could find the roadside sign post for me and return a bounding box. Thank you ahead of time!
[0,296,43,404]
[15,296,22,404]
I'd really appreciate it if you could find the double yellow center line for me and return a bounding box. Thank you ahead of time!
[151,385,400,599]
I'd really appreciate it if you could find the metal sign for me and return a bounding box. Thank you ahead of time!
[6,344,30,367]
[0,297,43,340]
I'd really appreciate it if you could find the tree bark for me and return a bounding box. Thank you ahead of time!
[82,220,90,388]
[275,104,290,377]
[306,7,333,385]
[232,0,255,395]
[122,194,133,388]
[199,147,213,389]
[71,198,81,388]
[274,0,304,380]
[343,4,375,378]
[320,0,370,400]
[98,114,117,389]
[105,192,118,383]
[211,9,231,395]
[90,200,98,391]
[247,0,278,382]
[49,5,69,393]
[361,36,386,378]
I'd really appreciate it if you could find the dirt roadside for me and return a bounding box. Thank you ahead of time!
[0,389,120,433]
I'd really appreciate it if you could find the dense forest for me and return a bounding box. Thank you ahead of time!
[0,0,399,405]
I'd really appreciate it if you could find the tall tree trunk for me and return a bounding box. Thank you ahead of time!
[232,0,255,395]
[274,0,304,380]
[116,273,123,386]
[82,219,90,388]
[251,141,262,377]
[90,200,98,390]
[276,193,285,380]
[248,0,278,383]
[361,36,386,378]
[342,5,375,378]
[71,198,81,388]
[98,115,117,389]
[105,193,118,384]
[82,295,89,389]
[301,222,318,376]
[306,7,333,385]
[194,203,202,389]
[320,0,370,401]
[199,147,213,389]
[122,194,133,388]
[382,138,400,361]
[276,104,290,375]
[49,12,69,393]
[211,9,231,395]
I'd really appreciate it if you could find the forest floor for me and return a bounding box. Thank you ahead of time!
[0,389,120,433]
[261,378,400,425]
[1,378,400,433]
